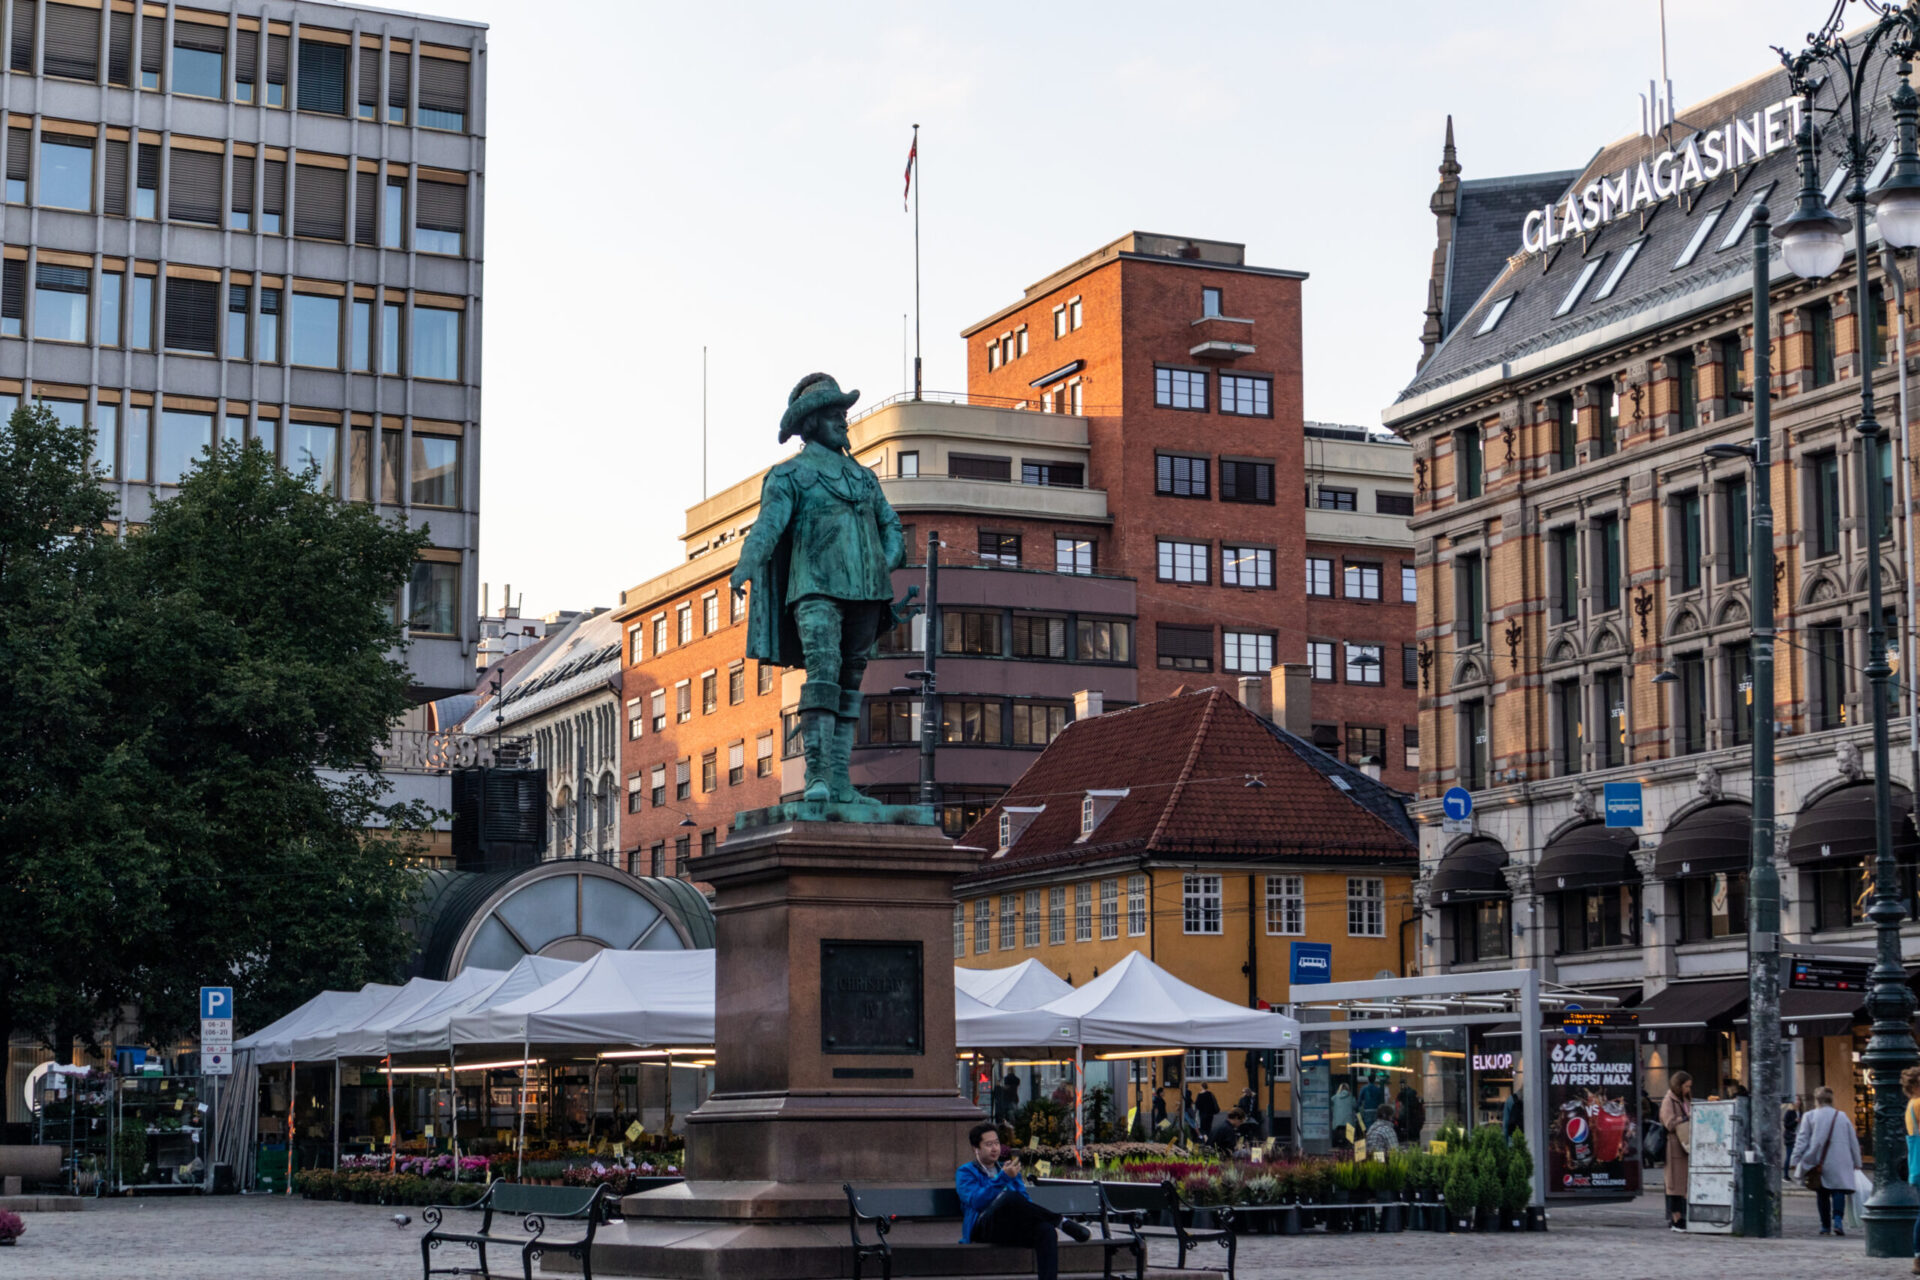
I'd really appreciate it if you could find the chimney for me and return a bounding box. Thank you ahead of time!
[1073,689,1104,721]
[1235,676,1265,716]
[504,583,518,619]
[1360,760,1384,782]
[1271,663,1311,738]
[482,582,490,618]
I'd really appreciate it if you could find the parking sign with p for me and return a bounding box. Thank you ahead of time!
[200,987,232,1020]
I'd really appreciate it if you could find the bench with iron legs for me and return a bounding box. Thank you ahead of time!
[843,1180,1143,1280]
[1097,1179,1235,1279]
[419,1180,610,1280]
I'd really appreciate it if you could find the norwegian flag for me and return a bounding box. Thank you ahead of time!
[904,132,917,211]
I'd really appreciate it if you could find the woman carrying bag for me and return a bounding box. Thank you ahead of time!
[1660,1072,1693,1230]
[1790,1085,1863,1237]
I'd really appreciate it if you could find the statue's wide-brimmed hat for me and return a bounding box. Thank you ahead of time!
[779,372,860,442]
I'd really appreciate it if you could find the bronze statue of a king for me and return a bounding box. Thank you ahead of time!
[729,372,916,812]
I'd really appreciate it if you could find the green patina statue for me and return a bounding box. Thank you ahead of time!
[729,373,927,821]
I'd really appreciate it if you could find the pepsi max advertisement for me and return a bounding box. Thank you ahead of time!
[1545,1035,1640,1196]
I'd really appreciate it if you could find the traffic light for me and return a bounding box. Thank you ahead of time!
[1375,1048,1398,1067]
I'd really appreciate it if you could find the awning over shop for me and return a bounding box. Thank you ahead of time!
[1778,988,1864,1032]
[1787,782,1918,867]
[1535,822,1640,892]
[1430,838,1510,903]
[1633,978,1748,1046]
[1655,803,1753,879]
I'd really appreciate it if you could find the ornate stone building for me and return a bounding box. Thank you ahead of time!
[1387,66,1920,1122]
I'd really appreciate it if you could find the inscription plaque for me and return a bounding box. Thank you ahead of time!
[820,940,923,1055]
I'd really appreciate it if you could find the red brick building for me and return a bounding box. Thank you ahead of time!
[965,233,1415,788]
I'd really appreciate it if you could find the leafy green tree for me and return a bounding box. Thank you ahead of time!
[0,411,435,1050]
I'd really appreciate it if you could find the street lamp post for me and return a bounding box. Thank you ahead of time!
[1777,13,1920,1256]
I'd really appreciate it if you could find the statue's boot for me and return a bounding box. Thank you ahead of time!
[829,690,863,803]
[799,681,839,802]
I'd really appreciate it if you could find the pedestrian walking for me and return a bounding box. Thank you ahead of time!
[1501,1089,1521,1138]
[1150,1089,1167,1132]
[1788,1086,1862,1238]
[1196,1085,1220,1137]
[1358,1073,1385,1118]
[1659,1072,1693,1231]
[1905,1068,1920,1271]
[999,1071,1021,1123]
[1331,1083,1357,1145]
[1396,1081,1425,1143]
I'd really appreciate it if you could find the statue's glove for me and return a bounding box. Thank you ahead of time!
[728,563,750,597]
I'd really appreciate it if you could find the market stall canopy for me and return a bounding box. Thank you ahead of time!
[448,948,715,1049]
[955,959,1075,1010]
[955,988,1078,1049]
[1654,803,1753,879]
[1429,838,1509,903]
[328,968,505,1059]
[240,983,404,1064]
[374,957,581,1055]
[1038,951,1299,1049]
[1787,782,1919,866]
[1534,822,1640,892]
[233,989,360,1059]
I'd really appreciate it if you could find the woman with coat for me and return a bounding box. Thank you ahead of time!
[1659,1072,1693,1230]
[1331,1083,1357,1146]
[1790,1085,1864,1236]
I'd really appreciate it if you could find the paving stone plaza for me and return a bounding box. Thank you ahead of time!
[0,1190,1882,1280]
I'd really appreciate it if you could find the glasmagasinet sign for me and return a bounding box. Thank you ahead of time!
[1520,95,1803,254]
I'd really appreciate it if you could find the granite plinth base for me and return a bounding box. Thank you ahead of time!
[685,1091,978,1184]
[731,800,937,829]
[579,1208,1128,1279]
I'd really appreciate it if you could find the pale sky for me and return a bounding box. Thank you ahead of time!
[387,0,1823,618]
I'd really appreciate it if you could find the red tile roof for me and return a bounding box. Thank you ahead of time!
[956,688,1415,885]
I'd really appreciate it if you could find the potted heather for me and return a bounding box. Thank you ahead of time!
[0,1210,23,1246]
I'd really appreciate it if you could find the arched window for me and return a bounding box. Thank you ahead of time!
[1536,822,1641,955]
[1789,782,1919,930]
[1429,838,1510,963]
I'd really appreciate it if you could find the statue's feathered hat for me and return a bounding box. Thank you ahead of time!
[779,372,861,443]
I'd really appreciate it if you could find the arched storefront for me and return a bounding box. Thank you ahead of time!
[1656,801,1752,944]
[408,859,715,978]
[1535,822,1640,955]
[1430,837,1511,964]
[1788,782,1918,932]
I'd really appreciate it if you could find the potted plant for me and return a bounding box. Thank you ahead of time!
[1508,1131,1545,1231]
[1377,1155,1407,1232]
[1443,1159,1475,1232]
[0,1210,23,1245]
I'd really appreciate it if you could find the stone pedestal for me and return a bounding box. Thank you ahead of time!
[597,820,1001,1279]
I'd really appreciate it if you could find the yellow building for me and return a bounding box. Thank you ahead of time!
[954,683,1417,1114]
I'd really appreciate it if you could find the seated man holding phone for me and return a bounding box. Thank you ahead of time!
[956,1122,1090,1280]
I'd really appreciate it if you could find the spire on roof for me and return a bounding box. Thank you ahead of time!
[1420,116,1463,370]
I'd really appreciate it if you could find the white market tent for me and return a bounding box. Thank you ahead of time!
[241,983,405,1064]
[1045,951,1301,1050]
[383,957,578,1055]
[955,959,1075,1011]
[955,987,1077,1049]
[447,948,715,1049]
[328,969,505,1060]
[300,976,451,1061]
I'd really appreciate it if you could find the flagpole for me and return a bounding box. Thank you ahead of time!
[912,123,922,401]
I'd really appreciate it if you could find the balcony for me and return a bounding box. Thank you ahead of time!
[1189,315,1256,361]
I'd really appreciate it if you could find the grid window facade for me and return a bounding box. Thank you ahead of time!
[1154,367,1207,410]
[1306,557,1332,597]
[999,895,1017,951]
[1222,545,1273,588]
[1265,875,1304,936]
[1344,563,1381,600]
[1307,640,1335,682]
[974,899,991,953]
[1345,643,1382,683]
[1055,536,1094,575]
[1049,885,1067,944]
[954,906,965,957]
[1074,881,1092,941]
[1219,375,1271,417]
[1024,889,1042,947]
[1223,630,1274,673]
[1100,879,1119,940]
[1127,874,1147,936]
[1348,877,1386,937]
[1183,874,1222,934]
[1157,538,1210,583]
[1156,452,1208,497]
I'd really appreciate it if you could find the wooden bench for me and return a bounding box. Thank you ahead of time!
[419,1180,609,1280]
[1099,1179,1235,1279]
[843,1181,1141,1280]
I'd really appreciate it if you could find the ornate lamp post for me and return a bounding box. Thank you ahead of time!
[1777,5,1920,1255]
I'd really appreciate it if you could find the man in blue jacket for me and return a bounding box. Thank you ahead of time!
[956,1122,1089,1280]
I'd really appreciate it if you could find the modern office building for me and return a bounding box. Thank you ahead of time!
[1389,71,1917,1126]
[1,0,485,698]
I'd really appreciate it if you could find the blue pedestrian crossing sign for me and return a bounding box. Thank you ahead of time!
[1442,787,1473,822]
[1604,781,1643,828]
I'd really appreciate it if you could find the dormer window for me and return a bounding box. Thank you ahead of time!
[1076,790,1129,843]
[997,805,1046,854]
